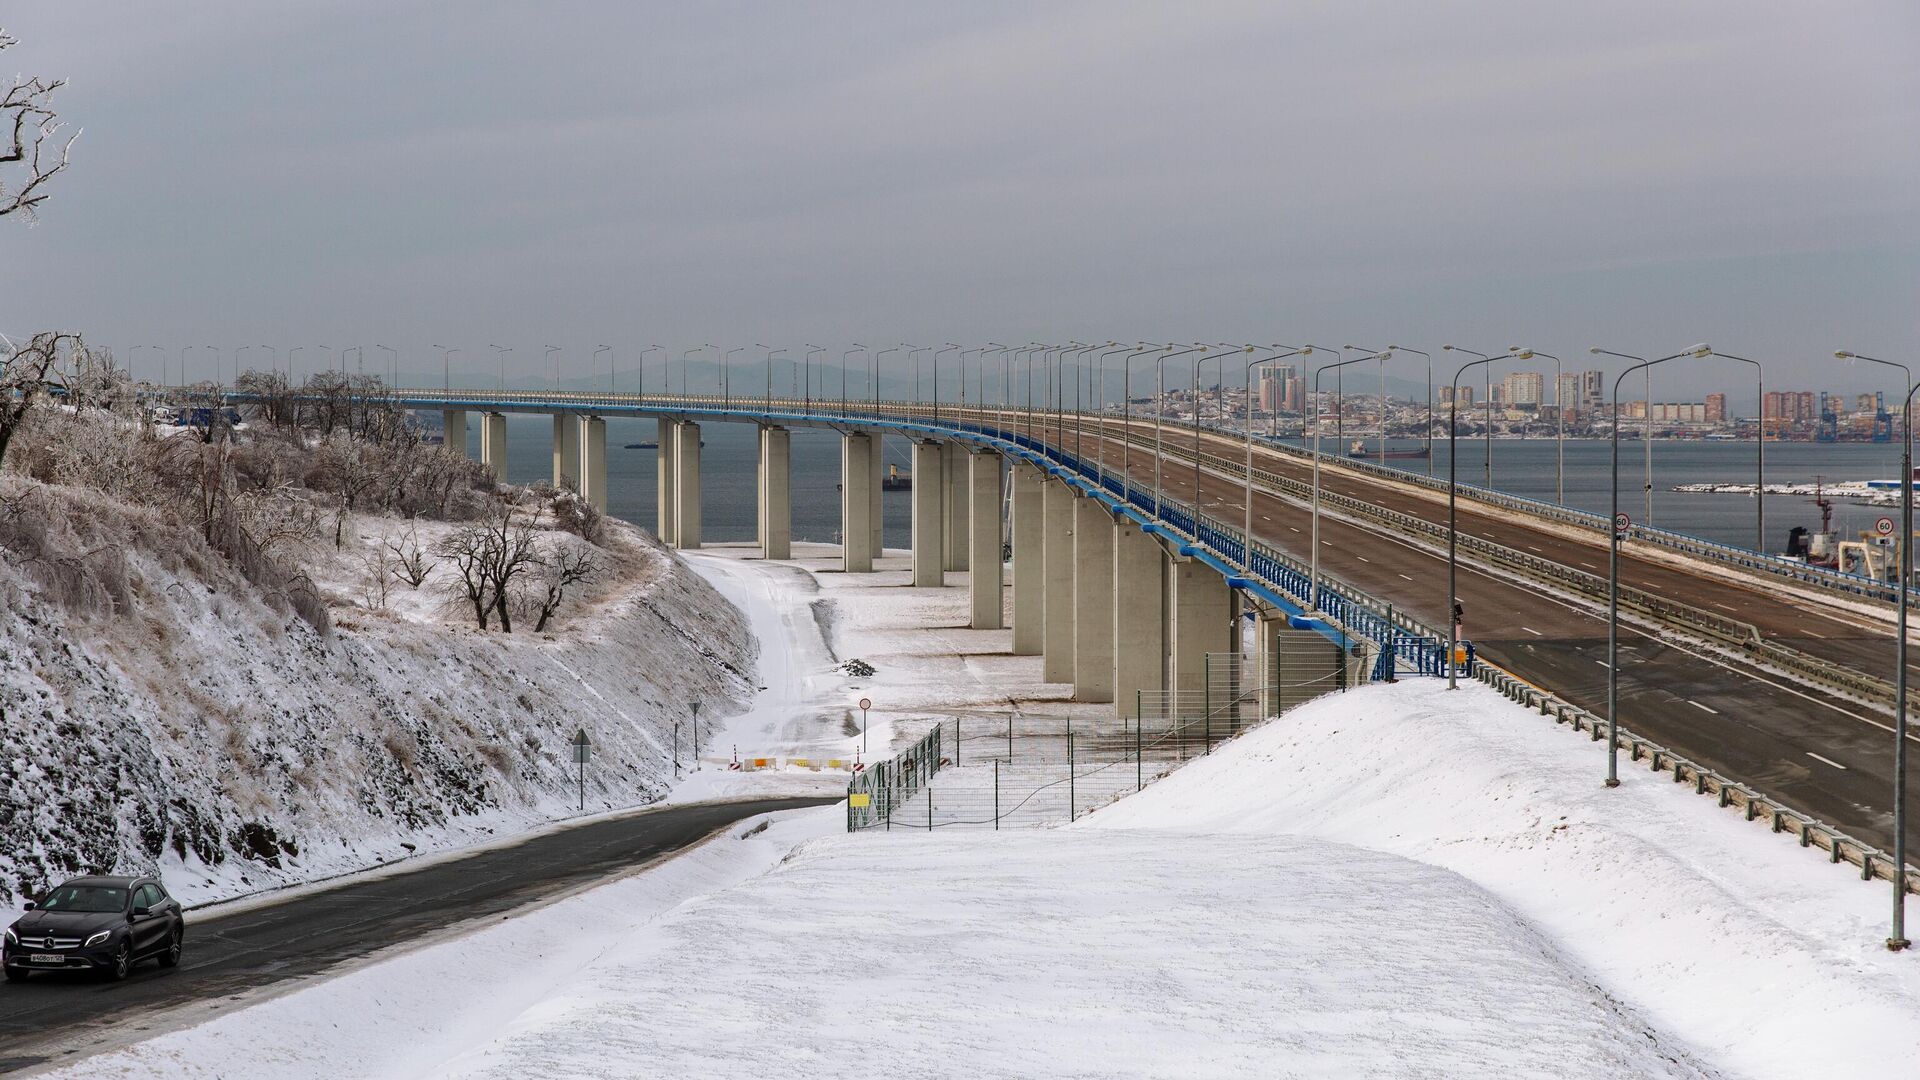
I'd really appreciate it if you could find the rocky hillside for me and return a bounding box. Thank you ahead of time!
[0,475,755,910]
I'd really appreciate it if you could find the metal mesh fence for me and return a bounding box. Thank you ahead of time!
[849,646,1351,832]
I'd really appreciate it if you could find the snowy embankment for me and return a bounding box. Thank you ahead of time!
[41,550,1920,1079]
[0,495,756,914]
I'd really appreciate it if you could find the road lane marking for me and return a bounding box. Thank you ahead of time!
[1713,602,1738,612]
[1356,556,1369,563]
[1806,752,1848,770]
[1803,629,1826,639]
[1529,546,1543,552]
[1596,660,1612,668]
[1581,562,1599,569]
[1398,574,1414,580]
[1521,626,1542,636]
[1289,527,1300,533]
[1689,700,1718,714]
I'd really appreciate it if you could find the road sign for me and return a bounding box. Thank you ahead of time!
[858,697,871,711]
[1613,512,1631,536]
[571,729,591,764]
[849,793,871,808]
[1876,516,1896,538]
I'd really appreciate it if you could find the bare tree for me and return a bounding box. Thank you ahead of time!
[437,523,492,629]
[531,543,597,633]
[308,435,379,548]
[0,330,83,466]
[0,29,76,221]
[385,524,435,587]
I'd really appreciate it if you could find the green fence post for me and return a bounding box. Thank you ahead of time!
[1068,722,1076,821]
[1136,708,1143,791]
[994,759,1000,831]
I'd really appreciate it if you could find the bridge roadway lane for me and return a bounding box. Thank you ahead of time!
[1038,427,1919,862]
[0,796,838,1075]
[1074,415,1920,685]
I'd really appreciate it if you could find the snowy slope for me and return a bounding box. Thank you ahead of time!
[0,503,756,912]
[1086,679,1920,1080]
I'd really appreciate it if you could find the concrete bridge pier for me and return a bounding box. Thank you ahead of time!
[1041,478,1076,683]
[1168,558,1232,707]
[869,435,884,558]
[968,450,1004,629]
[758,425,791,560]
[1112,521,1166,716]
[442,410,467,457]
[1010,460,1044,654]
[656,418,677,544]
[552,413,579,490]
[480,412,508,483]
[841,432,875,572]
[578,416,607,512]
[942,442,970,572]
[1072,494,1115,702]
[910,440,945,587]
[675,420,703,549]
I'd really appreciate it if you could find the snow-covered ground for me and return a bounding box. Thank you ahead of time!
[41,544,1920,1079]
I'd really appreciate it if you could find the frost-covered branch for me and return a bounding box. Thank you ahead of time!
[0,28,77,221]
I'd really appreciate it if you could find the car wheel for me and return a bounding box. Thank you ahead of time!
[108,942,131,981]
[158,930,182,969]
[3,965,25,983]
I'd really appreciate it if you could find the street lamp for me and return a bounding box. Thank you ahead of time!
[841,344,864,417]
[595,345,613,396]
[376,345,396,387]
[760,344,786,414]
[1345,343,1391,465]
[1388,346,1435,474]
[544,346,562,394]
[1702,348,1766,554]
[487,345,509,391]
[1153,346,1203,517]
[1592,344,1712,787]
[1245,348,1311,568]
[1118,344,1161,501]
[934,343,960,424]
[1444,350,1499,689]
[1443,345,1501,489]
[1837,348,1914,953]
[1514,349,1565,504]
[802,345,824,409]
[724,347,745,407]
[1094,344,1134,489]
[1192,347,1247,525]
[1311,348,1375,610]
[637,345,662,399]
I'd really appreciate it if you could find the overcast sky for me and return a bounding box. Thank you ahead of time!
[3,2,1916,404]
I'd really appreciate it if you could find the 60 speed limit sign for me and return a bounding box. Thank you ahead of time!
[1613,512,1631,536]
[1876,516,1896,538]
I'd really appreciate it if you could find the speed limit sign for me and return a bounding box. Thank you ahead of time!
[1876,516,1895,538]
[1613,512,1631,536]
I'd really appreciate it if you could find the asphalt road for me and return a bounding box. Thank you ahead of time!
[1026,420,1920,863]
[0,796,837,1075]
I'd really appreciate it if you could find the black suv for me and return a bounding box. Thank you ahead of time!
[4,876,185,981]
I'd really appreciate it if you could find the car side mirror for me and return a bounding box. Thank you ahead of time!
[21,901,33,911]
[131,905,150,917]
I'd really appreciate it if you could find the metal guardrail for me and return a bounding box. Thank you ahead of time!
[1471,659,1919,895]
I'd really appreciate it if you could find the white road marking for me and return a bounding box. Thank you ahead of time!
[1806,752,1848,770]
[1712,602,1738,612]
[1356,556,1370,563]
[1322,541,1334,547]
[1595,660,1612,668]
[1581,562,1599,569]
[1289,527,1300,533]
[1398,574,1414,581]
[1529,546,1544,553]
[1689,700,1718,715]
[1803,629,1826,639]
[1521,626,1542,636]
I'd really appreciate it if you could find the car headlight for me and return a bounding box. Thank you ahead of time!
[3,927,14,945]
[84,930,111,948]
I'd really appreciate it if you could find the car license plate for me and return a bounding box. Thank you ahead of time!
[28,953,62,964]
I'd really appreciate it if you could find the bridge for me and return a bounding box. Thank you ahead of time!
[213,384,1918,876]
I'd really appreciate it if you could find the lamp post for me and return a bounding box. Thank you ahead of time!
[1345,344,1391,465]
[1153,346,1202,517]
[802,345,823,410]
[1389,346,1434,473]
[1192,347,1246,525]
[723,347,745,408]
[1837,348,1913,953]
[872,346,899,418]
[1702,349,1765,553]
[543,346,562,395]
[1118,344,1160,503]
[376,345,396,387]
[934,343,960,425]
[487,345,509,391]
[286,346,303,386]
[1094,344,1133,489]
[841,344,864,417]
[1443,346,1499,488]
[594,345,613,396]
[1445,352,1498,689]
[1592,345,1711,786]
[761,344,786,415]
[1245,348,1311,568]
[1514,349,1565,504]
[638,345,661,399]
[1309,348,1370,610]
